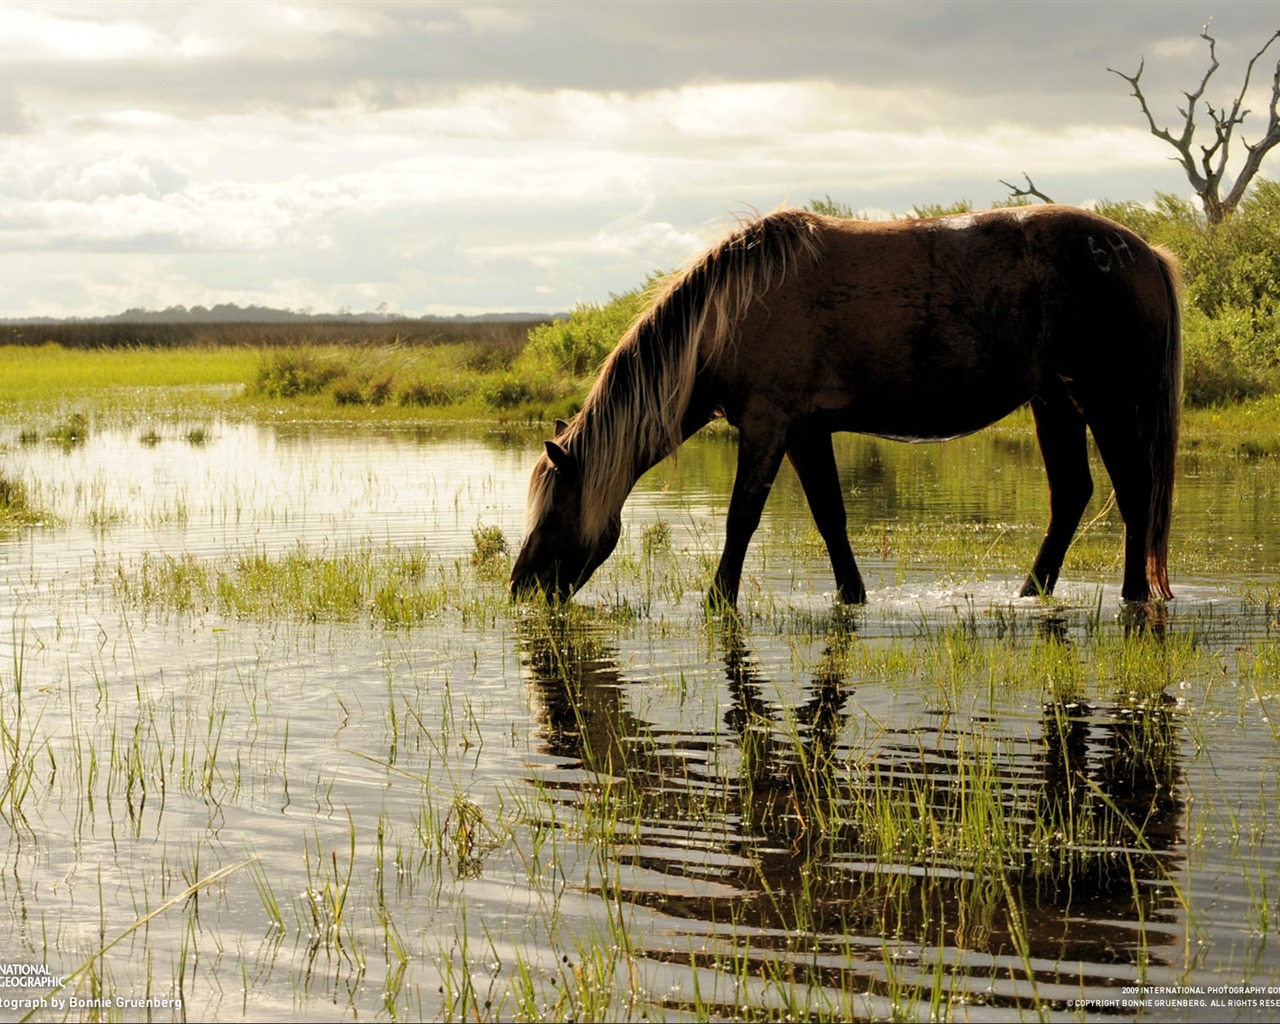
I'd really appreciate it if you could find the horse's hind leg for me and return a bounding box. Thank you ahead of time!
[787,424,866,604]
[1020,392,1093,597]
[1083,410,1154,603]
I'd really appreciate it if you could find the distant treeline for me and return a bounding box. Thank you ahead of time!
[0,318,553,352]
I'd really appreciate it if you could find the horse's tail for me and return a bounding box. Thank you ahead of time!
[1144,246,1182,600]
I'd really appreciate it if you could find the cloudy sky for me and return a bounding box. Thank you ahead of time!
[1,0,1277,319]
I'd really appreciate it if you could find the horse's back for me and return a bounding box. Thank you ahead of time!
[724,209,1043,435]
[719,206,1172,439]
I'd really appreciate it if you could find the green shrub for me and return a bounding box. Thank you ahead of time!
[522,285,651,376]
[462,335,524,373]
[481,375,534,410]
[470,524,509,565]
[332,374,394,406]
[253,348,346,397]
[907,200,974,219]
[397,378,458,407]
[1180,305,1277,406]
[807,195,975,220]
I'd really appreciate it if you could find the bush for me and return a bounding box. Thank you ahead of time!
[481,375,534,410]
[462,334,525,373]
[332,374,394,406]
[253,348,346,397]
[522,284,652,377]
[397,379,458,407]
[1180,305,1277,406]
[470,524,509,565]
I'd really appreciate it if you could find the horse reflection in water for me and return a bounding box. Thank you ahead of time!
[517,615,1186,1014]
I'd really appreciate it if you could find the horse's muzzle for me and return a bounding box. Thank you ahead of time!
[508,571,569,602]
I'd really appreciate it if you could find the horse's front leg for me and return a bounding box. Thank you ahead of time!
[787,424,866,604]
[710,424,788,608]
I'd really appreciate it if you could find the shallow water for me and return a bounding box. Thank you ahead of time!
[2,419,1279,1022]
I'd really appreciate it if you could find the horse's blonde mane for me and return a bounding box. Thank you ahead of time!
[524,209,824,544]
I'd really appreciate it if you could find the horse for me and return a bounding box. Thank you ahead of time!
[510,205,1182,608]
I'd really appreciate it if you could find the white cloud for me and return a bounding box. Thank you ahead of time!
[0,6,171,61]
[1,1,1272,316]
[0,73,1187,315]
[0,1,397,65]
[465,220,704,268]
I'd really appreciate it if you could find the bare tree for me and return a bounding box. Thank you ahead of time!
[1109,23,1280,225]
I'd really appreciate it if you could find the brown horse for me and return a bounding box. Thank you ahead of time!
[510,206,1181,607]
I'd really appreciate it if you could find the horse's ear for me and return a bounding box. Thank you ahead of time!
[544,440,577,477]
[554,418,569,435]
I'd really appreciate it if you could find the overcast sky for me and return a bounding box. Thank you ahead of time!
[1,0,1277,318]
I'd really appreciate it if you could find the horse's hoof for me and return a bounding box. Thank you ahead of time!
[1019,576,1054,599]
[704,586,739,616]
[837,583,867,605]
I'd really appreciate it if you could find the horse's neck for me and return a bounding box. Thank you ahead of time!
[576,324,714,524]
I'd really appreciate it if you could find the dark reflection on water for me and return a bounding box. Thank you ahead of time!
[519,613,1188,1013]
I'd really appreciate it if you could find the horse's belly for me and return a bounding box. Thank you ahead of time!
[821,384,1030,441]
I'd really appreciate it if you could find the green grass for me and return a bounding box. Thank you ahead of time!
[0,327,579,425]
[0,472,42,528]
[109,524,523,629]
[114,543,483,626]
[0,343,259,404]
[1179,393,1280,456]
[6,339,1280,456]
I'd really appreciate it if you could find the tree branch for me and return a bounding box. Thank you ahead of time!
[1110,22,1280,223]
[1222,28,1280,212]
[999,173,1055,204]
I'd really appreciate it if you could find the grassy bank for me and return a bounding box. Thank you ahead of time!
[3,337,1280,458]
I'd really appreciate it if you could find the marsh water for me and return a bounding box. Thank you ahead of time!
[2,416,1280,1022]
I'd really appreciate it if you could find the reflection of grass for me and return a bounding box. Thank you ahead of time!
[500,606,1212,1019]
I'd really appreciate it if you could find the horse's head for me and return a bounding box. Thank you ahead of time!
[509,436,621,601]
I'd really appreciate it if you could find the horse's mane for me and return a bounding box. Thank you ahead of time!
[525,208,824,544]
